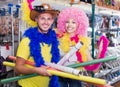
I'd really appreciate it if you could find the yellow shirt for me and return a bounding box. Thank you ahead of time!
[16,37,52,87]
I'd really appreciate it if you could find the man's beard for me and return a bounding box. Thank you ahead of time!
[38,24,49,33]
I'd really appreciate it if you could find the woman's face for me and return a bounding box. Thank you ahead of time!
[65,18,77,36]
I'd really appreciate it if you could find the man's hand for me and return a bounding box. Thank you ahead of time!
[34,66,52,76]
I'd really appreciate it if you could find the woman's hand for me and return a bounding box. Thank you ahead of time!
[98,40,103,55]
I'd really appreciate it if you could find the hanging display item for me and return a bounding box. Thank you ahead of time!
[21,0,37,27]
[97,0,120,10]
[0,4,20,45]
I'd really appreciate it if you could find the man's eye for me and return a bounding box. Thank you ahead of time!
[40,17,45,20]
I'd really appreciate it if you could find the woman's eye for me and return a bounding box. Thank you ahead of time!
[72,22,76,24]
[66,21,69,23]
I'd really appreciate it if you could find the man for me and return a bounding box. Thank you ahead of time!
[15,3,60,87]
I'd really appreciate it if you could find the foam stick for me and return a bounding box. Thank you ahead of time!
[68,56,117,68]
[3,61,15,67]
[8,56,117,68]
[7,56,117,76]
[4,56,117,76]
[1,62,106,85]
[48,69,106,85]
[8,56,35,66]
[4,61,81,76]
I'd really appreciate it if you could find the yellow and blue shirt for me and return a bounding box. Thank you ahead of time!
[16,27,60,87]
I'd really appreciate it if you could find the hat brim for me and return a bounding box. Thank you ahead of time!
[30,10,59,21]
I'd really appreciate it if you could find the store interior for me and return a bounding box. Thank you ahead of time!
[0,0,120,87]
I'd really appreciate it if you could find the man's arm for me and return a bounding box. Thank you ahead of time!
[15,57,51,76]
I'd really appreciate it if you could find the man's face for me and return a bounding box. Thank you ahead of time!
[36,13,54,33]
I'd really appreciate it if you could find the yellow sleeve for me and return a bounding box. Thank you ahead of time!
[16,37,30,60]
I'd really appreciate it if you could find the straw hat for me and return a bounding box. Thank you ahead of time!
[30,3,59,21]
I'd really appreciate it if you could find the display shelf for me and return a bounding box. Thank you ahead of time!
[32,0,120,16]
[96,1,120,11]
[97,28,120,32]
[95,46,120,85]
[96,5,120,16]
[0,0,19,7]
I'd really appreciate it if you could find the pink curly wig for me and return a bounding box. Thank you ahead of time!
[57,7,89,36]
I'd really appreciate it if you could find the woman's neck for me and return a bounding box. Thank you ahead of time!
[68,32,76,38]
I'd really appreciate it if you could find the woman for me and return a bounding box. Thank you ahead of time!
[57,7,109,87]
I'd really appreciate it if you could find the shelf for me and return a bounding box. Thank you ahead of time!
[97,28,120,32]
[32,0,120,17]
